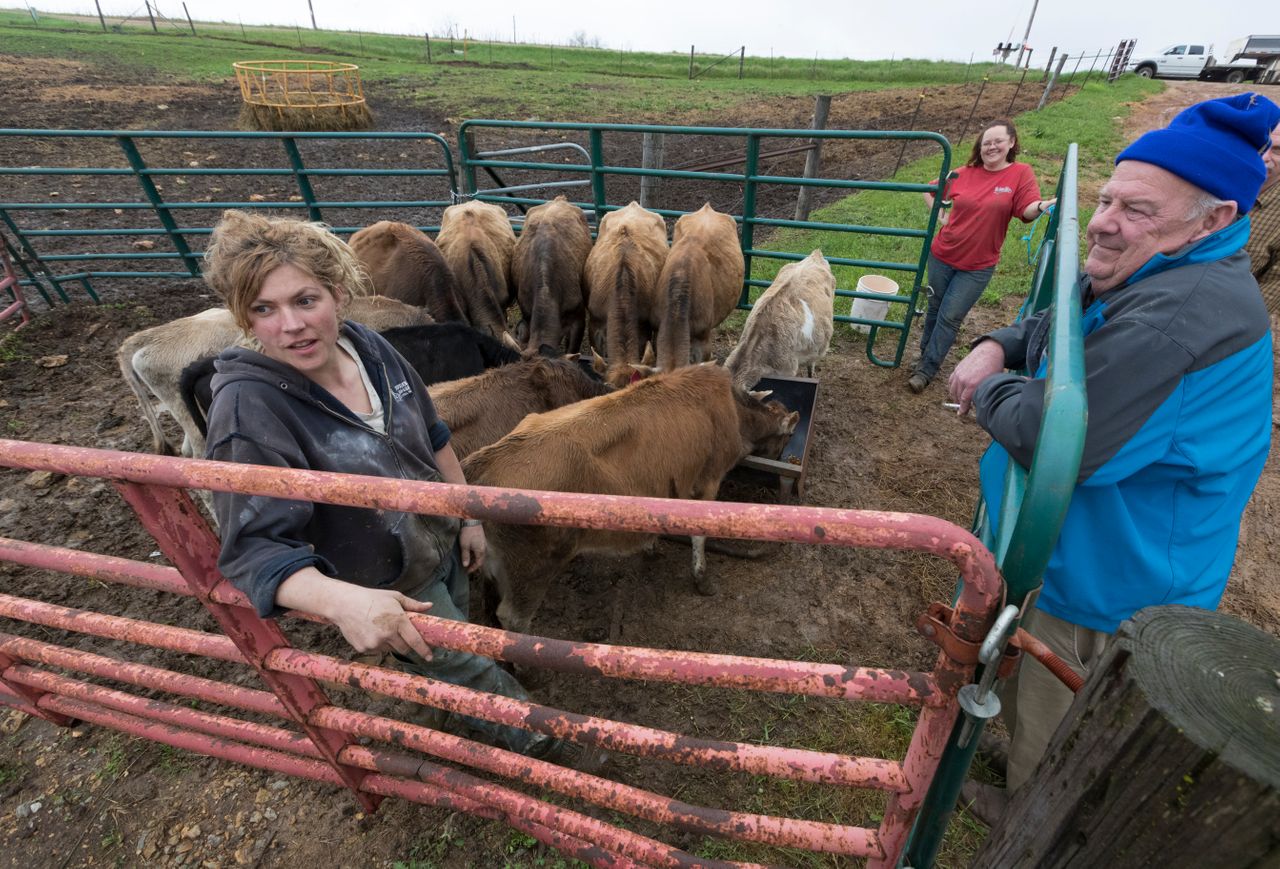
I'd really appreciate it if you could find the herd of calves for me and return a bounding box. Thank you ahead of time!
[116,197,842,631]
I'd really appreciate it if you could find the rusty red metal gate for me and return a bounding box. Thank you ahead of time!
[0,438,1003,867]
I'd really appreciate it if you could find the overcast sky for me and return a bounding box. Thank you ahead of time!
[24,0,1265,63]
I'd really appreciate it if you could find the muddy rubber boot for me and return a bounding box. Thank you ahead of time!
[907,372,930,393]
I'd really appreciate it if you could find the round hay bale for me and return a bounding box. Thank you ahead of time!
[233,60,373,131]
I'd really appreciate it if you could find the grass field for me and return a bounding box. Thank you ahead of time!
[1,7,1041,119]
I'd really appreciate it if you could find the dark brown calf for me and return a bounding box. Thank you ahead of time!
[349,220,467,324]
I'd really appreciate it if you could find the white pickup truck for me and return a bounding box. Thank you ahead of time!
[1128,36,1280,84]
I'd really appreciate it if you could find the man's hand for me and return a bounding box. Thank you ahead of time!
[949,340,1007,415]
[459,523,486,573]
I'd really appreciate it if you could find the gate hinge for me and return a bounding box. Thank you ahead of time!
[915,602,1021,679]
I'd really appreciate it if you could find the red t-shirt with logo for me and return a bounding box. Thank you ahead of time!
[930,162,1041,271]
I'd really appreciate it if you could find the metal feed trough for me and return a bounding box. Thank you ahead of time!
[731,374,819,501]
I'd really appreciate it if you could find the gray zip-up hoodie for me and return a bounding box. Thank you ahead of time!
[206,321,459,617]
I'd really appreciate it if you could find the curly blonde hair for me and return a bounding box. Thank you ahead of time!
[202,210,372,331]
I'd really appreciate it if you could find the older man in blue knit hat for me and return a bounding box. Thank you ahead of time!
[950,92,1280,822]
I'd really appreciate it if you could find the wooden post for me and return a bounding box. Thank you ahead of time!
[793,95,831,221]
[738,46,745,79]
[640,133,665,209]
[94,0,107,31]
[424,34,431,63]
[689,45,695,80]
[182,2,195,35]
[1042,46,1058,81]
[1037,53,1068,110]
[974,605,1280,867]
[306,0,317,30]
[145,0,158,33]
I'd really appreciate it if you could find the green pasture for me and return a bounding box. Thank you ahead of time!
[2,7,1035,119]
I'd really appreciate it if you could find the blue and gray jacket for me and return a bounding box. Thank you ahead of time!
[975,219,1272,632]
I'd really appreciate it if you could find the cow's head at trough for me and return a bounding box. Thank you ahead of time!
[734,386,800,460]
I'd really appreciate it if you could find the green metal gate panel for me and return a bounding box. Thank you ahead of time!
[0,129,456,303]
[457,119,952,368]
[904,143,1087,868]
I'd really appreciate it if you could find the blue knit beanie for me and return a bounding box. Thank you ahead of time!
[1117,92,1280,214]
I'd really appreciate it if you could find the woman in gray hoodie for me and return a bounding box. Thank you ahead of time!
[201,210,558,759]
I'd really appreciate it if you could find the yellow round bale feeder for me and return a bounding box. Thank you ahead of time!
[233,60,373,131]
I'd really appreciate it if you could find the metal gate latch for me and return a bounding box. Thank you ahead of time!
[956,604,1019,749]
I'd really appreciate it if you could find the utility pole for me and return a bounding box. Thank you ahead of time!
[306,0,317,30]
[93,0,107,31]
[1014,0,1041,69]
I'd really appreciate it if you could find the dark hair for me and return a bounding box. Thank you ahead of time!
[966,120,1020,168]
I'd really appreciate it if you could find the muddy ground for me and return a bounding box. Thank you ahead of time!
[0,60,1275,868]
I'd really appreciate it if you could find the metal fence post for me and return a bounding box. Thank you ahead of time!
[793,95,831,221]
[1007,66,1030,114]
[115,136,199,278]
[111,480,382,813]
[280,138,323,223]
[957,76,989,147]
[892,91,927,178]
[588,129,607,218]
[738,135,761,308]
[1038,53,1069,110]
[639,133,665,209]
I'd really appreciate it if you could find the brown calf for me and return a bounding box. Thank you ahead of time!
[463,363,799,633]
[583,201,669,387]
[428,355,610,460]
[653,203,744,371]
[511,196,593,353]
[725,249,836,389]
[436,200,517,340]
[349,221,467,324]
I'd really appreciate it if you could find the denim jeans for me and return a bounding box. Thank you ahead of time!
[916,255,996,380]
[393,543,550,755]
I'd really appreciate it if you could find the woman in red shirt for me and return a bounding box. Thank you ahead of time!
[909,119,1053,393]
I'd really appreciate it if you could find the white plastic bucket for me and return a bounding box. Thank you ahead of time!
[849,275,898,333]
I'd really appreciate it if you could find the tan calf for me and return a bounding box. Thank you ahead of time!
[583,201,669,387]
[349,221,466,323]
[118,296,431,458]
[511,196,593,353]
[653,203,744,371]
[428,355,610,460]
[725,249,835,389]
[436,200,517,340]
[463,363,798,633]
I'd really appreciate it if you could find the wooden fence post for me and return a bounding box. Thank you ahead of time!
[973,605,1280,867]
[639,133,665,209]
[1037,53,1069,110]
[793,95,831,221]
[1042,46,1058,82]
[94,0,107,31]
[182,2,195,36]
[689,45,695,80]
[145,0,158,33]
